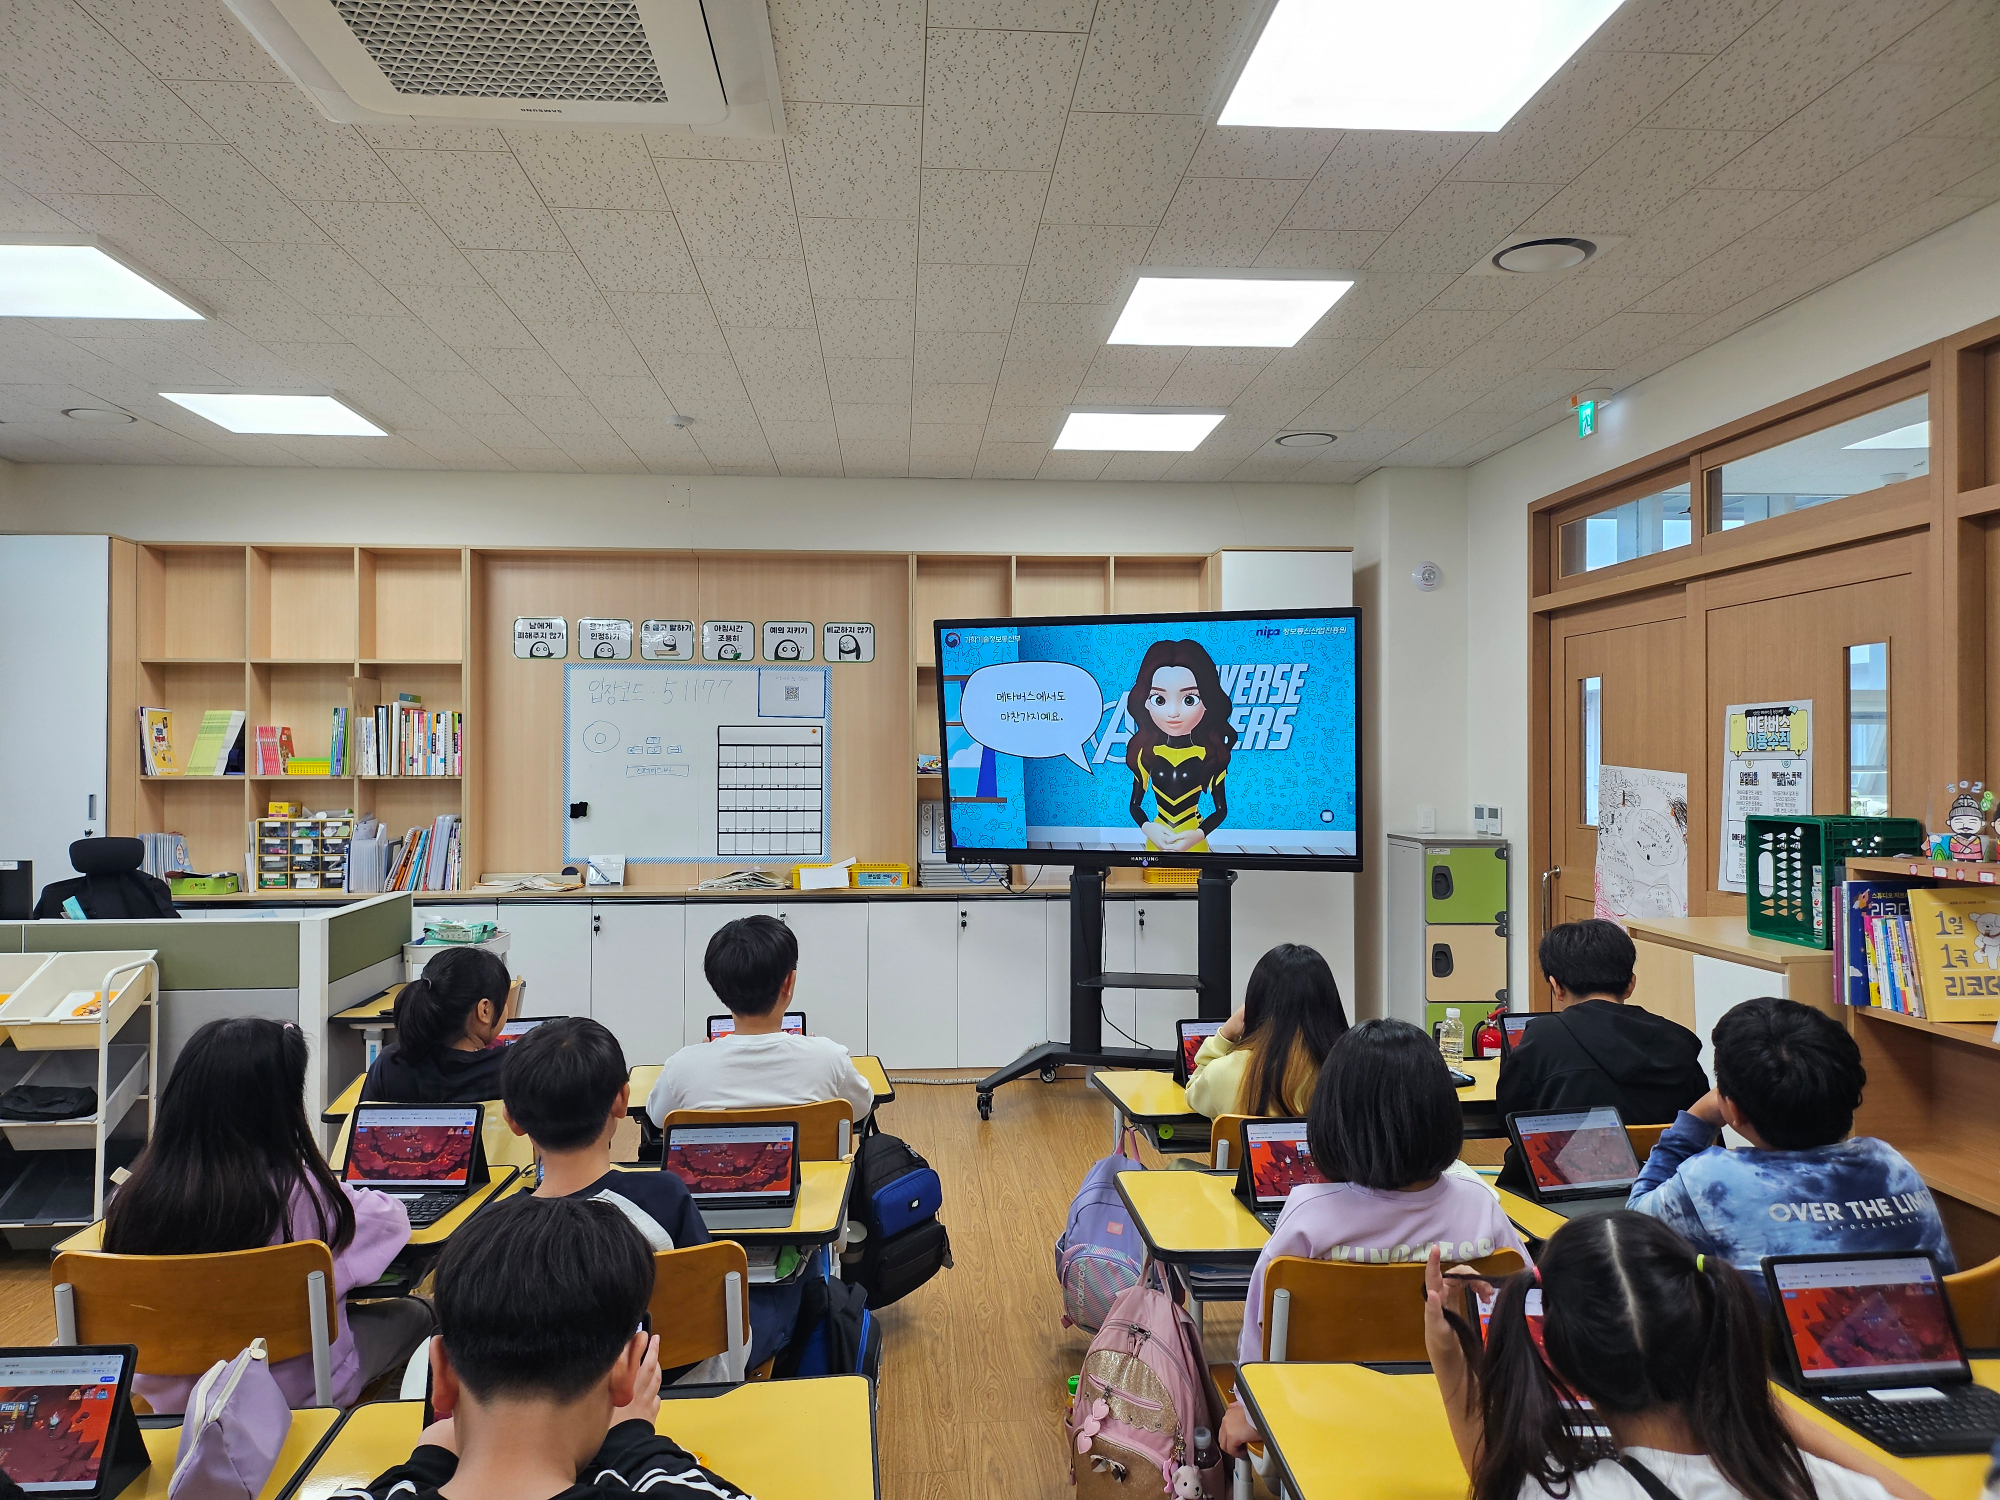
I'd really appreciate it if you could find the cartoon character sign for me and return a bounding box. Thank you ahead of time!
[1940,781,1996,862]
[1124,639,1236,854]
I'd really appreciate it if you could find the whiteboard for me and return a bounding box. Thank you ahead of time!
[563,665,831,864]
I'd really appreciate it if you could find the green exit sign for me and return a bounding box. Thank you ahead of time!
[1575,398,1597,437]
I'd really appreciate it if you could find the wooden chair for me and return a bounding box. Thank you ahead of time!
[663,1100,856,1161]
[652,1240,754,1383]
[1946,1253,2000,1348]
[1626,1123,1669,1159]
[483,1101,538,1170]
[53,1242,339,1406]
[1208,1114,1251,1170]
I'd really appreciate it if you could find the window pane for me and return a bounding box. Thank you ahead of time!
[1848,643,1888,817]
[1582,676,1602,827]
[1559,483,1693,576]
[1709,394,1929,533]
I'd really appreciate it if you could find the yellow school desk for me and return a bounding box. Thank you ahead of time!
[1236,1362,1465,1500]
[323,1072,365,1123]
[282,1380,878,1500]
[624,1057,895,1113]
[122,1410,341,1500]
[1776,1359,2000,1499]
[1089,1070,1210,1154]
[1456,1058,1498,1102]
[1495,1186,1567,1243]
[1115,1167,1268,1267]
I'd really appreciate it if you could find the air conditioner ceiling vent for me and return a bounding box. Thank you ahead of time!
[334,0,674,102]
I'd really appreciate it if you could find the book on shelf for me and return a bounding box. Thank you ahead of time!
[184,710,245,776]
[329,706,349,777]
[139,708,178,776]
[1905,886,2000,1023]
[383,814,462,892]
[362,700,463,776]
[253,725,296,777]
[138,832,189,879]
[1837,879,1917,1009]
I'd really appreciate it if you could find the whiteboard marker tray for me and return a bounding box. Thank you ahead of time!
[0,1045,149,1151]
[0,951,154,1049]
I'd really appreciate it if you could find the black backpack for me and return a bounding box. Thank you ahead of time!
[849,1130,952,1310]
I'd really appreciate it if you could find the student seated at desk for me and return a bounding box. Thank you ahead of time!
[1219,1018,1526,1458]
[1627,997,1952,1289]
[644,915,872,1124]
[104,1018,428,1411]
[1419,1211,1924,1500]
[363,947,513,1104]
[354,1195,750,1500]
[1184,942,1349,1118]
[1496,920,1706,1192]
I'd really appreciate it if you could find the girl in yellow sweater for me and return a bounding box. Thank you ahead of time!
[1185,943,1349,1118]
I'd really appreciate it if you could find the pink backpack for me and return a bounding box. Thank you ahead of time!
[1068,1263,1226,1498]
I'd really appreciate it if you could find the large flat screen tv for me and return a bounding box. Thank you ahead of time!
[933,608,1362,872]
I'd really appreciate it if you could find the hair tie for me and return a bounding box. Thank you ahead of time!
[1695,1255,1706,1272]
[1529,1262,1542,1284]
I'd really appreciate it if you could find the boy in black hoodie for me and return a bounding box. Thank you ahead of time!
[349,1194,749,1500]
[1495,918,1707,1191]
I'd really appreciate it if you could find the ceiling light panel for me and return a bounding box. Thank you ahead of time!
[0,241,204,319]
[1109,274,1354,347]
[161,392,387,436]
[1054,411,1225,451]
[1844,421,1930,450]
[1220,0,1629,132]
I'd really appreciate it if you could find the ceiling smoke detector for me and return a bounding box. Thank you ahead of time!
[222,0,785,133]
[1493,237,1597,274]
[1275,432,1336,448]
[62,407,138,424]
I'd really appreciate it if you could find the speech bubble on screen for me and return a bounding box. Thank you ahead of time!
[959,662,1103,773]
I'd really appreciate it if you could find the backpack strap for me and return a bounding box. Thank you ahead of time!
[1617,1456,1686,1500]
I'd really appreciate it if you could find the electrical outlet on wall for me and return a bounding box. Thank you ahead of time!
[1416,804,1436,834]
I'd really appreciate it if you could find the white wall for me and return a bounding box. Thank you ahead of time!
[1464,198,2000,1009]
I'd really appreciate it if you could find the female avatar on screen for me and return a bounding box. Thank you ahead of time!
[1124,638,1236,854]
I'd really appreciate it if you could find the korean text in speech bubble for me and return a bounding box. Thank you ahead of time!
[958,662,1102,773]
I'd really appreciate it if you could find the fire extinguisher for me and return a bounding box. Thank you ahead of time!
[1474,1003,1507,1060]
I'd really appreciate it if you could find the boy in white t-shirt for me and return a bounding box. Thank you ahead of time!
[644,914,875,1126]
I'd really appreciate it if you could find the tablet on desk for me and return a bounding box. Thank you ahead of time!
[1173,1019,1222,1085]
[1505,1106,1639,1219]
[665,1122,802,1231]
[342,1103,487,1229]
[1235,1118,1329,1230]
[0,1346,149,1500]
[707,1011,807,1040]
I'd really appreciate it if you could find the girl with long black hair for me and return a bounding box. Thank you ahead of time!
[104,1018,424,1410]
[1185,942,1348,1118]
[362,945,514,1103]
[1421,1211,1926,1500]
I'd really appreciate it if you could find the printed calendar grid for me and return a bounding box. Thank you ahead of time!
[717,725,826,857]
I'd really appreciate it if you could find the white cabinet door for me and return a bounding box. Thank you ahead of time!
[866,901,957,1067]
[1097,899,1139,1049]
[778,902,869,1055]
[591,903,685,1066]
[412,902,497,940]
[502,903,594,1018]
[1134,897,1200,1049]
[956,900,1046,1068]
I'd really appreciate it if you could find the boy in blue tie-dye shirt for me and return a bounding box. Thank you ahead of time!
[1628,996,1952,1290]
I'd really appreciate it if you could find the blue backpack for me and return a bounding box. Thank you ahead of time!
[850,1131,952,1309]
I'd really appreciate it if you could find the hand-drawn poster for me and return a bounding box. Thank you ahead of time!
[1718,700,1812,893]
[1596,766,1689,923]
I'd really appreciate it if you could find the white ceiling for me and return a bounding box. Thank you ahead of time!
[1,0,1997,482]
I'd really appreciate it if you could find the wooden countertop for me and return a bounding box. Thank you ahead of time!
[1624,916,1831,971]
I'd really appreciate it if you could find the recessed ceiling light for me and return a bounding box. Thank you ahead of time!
[1109,272,1354,347]
[1844,420,1929,450]
[1055,410,1226,452]
[1493,237,1597,274]
[1220,0,1629,132]
[0,238,205,319]
[160,392,387,436]
[62,407,137,425]
[1275,431,1336,448]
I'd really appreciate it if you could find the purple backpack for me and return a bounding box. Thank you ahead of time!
[1055,1145,1146,1333]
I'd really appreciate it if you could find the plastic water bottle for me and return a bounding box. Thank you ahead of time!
[1191,1427,1218,1470]
[1439,1007,1464,1070]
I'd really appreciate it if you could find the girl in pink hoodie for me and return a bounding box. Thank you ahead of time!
[105,1017,424,1411]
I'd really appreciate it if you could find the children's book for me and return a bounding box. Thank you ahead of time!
[139,707,177,776]
[186,710,245,776]
[1906,887,2000,1023]
[1837,879,1916,1006]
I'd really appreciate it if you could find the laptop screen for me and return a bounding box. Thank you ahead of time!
[1502,1015,1531,1048]
[665,1124,799,1202]
[1176,1020,1221,1077]
[1772,1255,1968,1387]
[0,1351,126,1493]
[1514,1107,1639,1195]
[343,1105,479,1189]
[1243,1120,1328,1207]
[706,1012,807,1039]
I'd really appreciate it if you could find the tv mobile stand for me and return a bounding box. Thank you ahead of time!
[974,865,1234,1120]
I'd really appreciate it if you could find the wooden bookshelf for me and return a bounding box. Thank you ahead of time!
[1848,854,2000,885]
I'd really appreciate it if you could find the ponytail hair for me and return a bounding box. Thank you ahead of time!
[1471,1212,1815,1500]
[394,945,511,1063]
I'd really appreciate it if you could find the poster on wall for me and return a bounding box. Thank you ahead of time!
[1718,700,1812,893]
[1595,765,1689,923]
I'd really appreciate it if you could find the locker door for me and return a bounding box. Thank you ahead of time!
[1425,924,1508,1008]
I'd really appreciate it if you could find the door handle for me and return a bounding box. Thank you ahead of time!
[1540,867,1562,936]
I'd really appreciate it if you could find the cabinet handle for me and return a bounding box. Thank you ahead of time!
[592,913,601,935]
[959,911,967,930]
[1138,907,1146,929]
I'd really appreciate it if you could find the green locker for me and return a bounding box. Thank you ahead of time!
[1425,845,1509,925]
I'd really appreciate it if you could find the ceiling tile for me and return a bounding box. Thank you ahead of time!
[909,419,985,458]
[912,384,994,424]
[654,355,755,419]
[399,429,506,467]
[1284,133,1479,233]
[784,102,921,219]
[834,403,910,439]
[377,149,565,251]
[981,404,1063,442]
[181,278,342,343]
[824,356,913,404]
[1290,359,1435,428]
[655,158,802,260]
[801,216,919,298]
[1146,176,1305,265]
[0,176,74,231]
[762,418,841,455]
[504,130,666,210]
[1373,308,1515,366]
[1080,343,1185,392]
[920,168,1048,262]
[3,0,219,142]
[229,240,395,316]
[388,283,539,349]
[1005,299,1117,360]
[1545,309,1698,368]
[1519,128,1762,232]
[1705,61,1985,191]
[1452,51,1710,185]
[925,0,1093,28]
[100,142,325,242]
[1592,0,1785,54]
[406,369,518,416]
[0,89,148,195]
[461,249,614,327]
[1626,241,1806,313]
[1230,338,1375,412]
[916,262,1025,330]
[1314,271,1460,341]
[551,209,701,295]
[511,393,615,435]
[457,346,584,398]
[1043,112,1203,226]
[839,436,910,472]
[322,314,472,375]
[1365,180,1558,272]
[1755,132,1995,243]
[1586,185,1801,277]
[358,124,508,152]
[992,355,1087,405]
[606,291,729,357]
[1254,231,1385,270]
[1020,224,1149,301]
[1187,127,1343,180]
[767,0,926,105]
[694,256,816,327]
[647,133,786,162]
[1920,77,2000,137]
[974,440,1048,476]
[1037,450,1111,479]
[1072,0,1263,114]
[923,28,1083,171]
[71,0,287,82]
[915,329,1008,383]
[65,334,223,383]
[776,454,846,475]
[536,322,653,381]
[170,82,408,202]
[300,200,471,285]
[1154,347,1273,405]
[1427,272,1554,312]
[815,296,916,355]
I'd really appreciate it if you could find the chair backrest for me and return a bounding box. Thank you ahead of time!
[650,1240,750,1379]
[1626,1123,1670,1159]
[1262,1248,1526,1363]
[483,1100,537,1169]
[1209,1114,1251,1170]
[1946,1253,2000,1348]
[53,1241,338,1373]
[664,1099,854,1160]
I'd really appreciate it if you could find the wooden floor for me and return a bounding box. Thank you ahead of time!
[0,1074,1227,1498]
